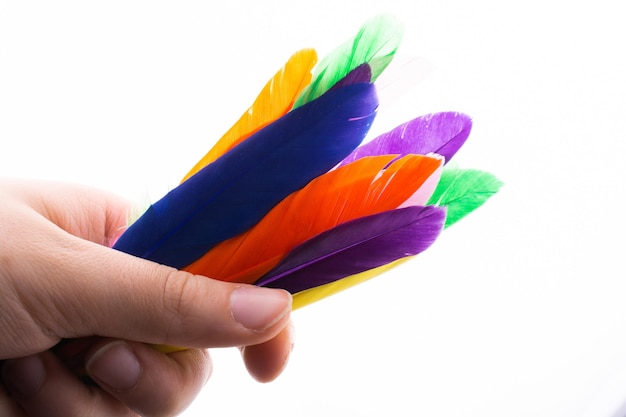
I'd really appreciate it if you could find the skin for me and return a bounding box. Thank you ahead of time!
[0,179,295,417]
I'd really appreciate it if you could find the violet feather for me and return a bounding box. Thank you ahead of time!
[339,112,472,166]
[329,63,372,91]
[255,205,446,294]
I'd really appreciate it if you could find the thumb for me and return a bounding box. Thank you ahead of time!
[2,201,292,358]
[61,240,293,347]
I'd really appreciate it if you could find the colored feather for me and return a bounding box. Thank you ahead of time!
[293,14,404,108]
[339,112,472,166]
[113,83,378,268]
[181,49,318,182]
[255,205,446,294]
[399,165,443,208]
[291,258,407,310]
[63,15,503,369]
[184,153,443,283]
[427,166,503,228]
[375,55,434,108]
[329,63,372,90]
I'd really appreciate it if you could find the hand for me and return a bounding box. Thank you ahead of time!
[0,179,294,416]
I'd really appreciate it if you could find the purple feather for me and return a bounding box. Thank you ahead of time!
[330,63,372,90]
[255,206,446,294]
[339,112,472,166]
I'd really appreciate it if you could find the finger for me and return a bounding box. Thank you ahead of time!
[4,196,293,352]
[1,352,134,417]
[85,339,210,417]
[0,380,27,417]
[0,179,130,247]
[241,320,295,383]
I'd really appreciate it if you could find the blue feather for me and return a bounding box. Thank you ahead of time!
[113,83,379,268]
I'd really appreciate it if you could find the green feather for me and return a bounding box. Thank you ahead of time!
[293,14,404,108]
[427,167,503,228]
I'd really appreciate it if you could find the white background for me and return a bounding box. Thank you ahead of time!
[2,1,626,416]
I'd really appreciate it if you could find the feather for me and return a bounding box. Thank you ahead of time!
[293,14,403,108]
[291,258,407,310]
[113,82,378,268]
[399,164,443,208]
[185,153,442,282]
[329,63,372,90]
[375,55,434,108]
[255,205,446,294]
[427,166,503,228]
[181,49,317,182]
[339,112,472,166]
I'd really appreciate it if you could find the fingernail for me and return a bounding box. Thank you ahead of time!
[1,354,45,396]
[230,286,291,332]
[86,341,141,391]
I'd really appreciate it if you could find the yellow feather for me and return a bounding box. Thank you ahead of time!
[181,49,318,182]
[292,258,410,309]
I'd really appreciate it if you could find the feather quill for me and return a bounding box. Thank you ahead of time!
[181,49,317,182]
[185,154,442,282]
[427,166,503,228]
[255,205,446,294]
[293,14,403,108]
[113,83,378,268]
[339,112,472,166]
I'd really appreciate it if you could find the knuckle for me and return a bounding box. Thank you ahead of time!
[159,270,201,341]
[161,270,193,316]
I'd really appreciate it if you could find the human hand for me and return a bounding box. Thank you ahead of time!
[0,179,294,416]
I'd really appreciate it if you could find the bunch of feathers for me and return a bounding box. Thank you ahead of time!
[113,14,502,315]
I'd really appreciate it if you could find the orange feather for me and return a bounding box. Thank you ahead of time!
[184,154,443,283]
[181,48,318,182]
